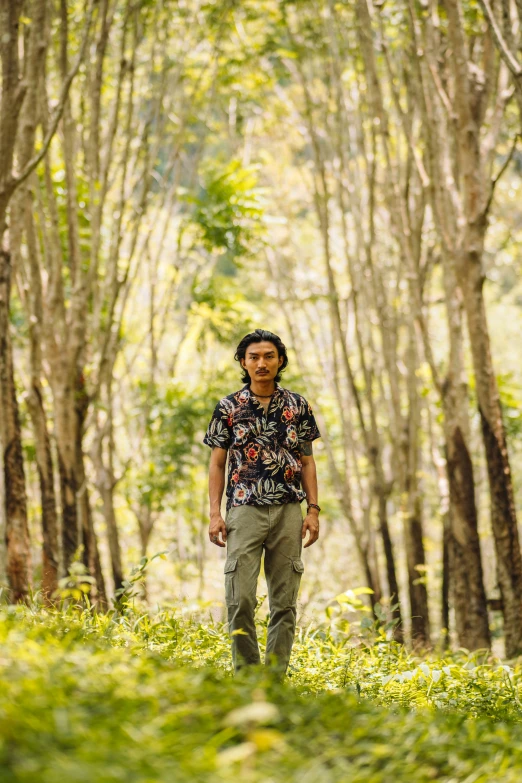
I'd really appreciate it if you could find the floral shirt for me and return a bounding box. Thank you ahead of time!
[203,384,321,509]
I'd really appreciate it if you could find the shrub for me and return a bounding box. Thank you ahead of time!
[2,604,522,781]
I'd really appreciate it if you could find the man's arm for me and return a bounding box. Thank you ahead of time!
[209,446,228,547]
[300,442,319,548]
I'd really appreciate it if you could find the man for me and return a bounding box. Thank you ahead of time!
[203,328,321,674]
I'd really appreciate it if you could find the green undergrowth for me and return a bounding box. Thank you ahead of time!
[2,603,522,781]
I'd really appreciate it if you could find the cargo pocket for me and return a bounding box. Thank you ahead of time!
[224,558,239,606]
[290,558,304,605]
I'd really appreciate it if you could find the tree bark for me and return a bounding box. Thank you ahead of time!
[137,505,154,602]
[92,379,124,594]
[28,384,60,598]
[441,514,450,647]
[400,0,492,650]
[0,250,31,602]
[75,372,107,608]
[441,264,491,650]
[54,383,80,572]
[402,327,430,646]
[23,195,60,598]
[458,252,522,655]
[9,0,60,599]
[442,0,522,656]
[445,420,491,649]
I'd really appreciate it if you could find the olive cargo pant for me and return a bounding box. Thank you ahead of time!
[224,502,304,674]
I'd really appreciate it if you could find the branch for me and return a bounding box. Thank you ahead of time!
[10,0,98,193]
[484,132,521,217]
[477,0,522,80]
[379,30,430,189]
[426,61,457,122]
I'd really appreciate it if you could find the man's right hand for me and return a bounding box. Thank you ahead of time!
[209,515,227,547]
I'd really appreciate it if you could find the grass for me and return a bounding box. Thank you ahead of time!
[1,601,522,781]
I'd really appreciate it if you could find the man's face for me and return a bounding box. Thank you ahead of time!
[241,341,283,382]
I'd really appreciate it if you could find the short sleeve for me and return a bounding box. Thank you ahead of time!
[297,398,321,444]
[203,400,231,450]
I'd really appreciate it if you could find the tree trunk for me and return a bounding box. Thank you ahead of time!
[26,383,59,599]
[376,488,403,640]
[441,0,522,657]
[444,418,491,649]
[92,393,124,595]
[458,251,522,655]
[402,327,430,646]
[399,0,492,651]
[137,505,154,602]
[97,474,123,595]
[403,491,430,646]
[437,257,491,649]
[76,459,107,609]
[75,373,107,608]
[55,389,80,572]
[441,514,450,648]
[11,0,60,599]
[24,196,60,599]
[0,420,6,586]
[0,250,31,602]
[10,181,60,601]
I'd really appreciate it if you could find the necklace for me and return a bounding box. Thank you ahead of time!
[252,392,275,399]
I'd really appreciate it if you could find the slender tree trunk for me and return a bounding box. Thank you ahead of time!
[402,327,430,646]
[96,472,123,594]
[376,489,403,635]
[54,386,80,572]
[0,422,6,587]
[362,502,382,609]
[24,197,60,598]
[0,0,44,602]
[26,384,59,598]
[11,0,60,599]
[439,261,491,649]
[0,250,31,602]
[76,464,107,609]
[137,505,154,602]
[11,181,60,600]
[138,507,154,559]
[458,250,522,654]
[92,381,124,594]
[404,496,430,646]
[75,373,107,607]
[441,0,522,657]
[441,515,450,647]
[444,419,491,649]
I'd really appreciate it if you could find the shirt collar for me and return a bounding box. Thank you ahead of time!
[243,382,283,407]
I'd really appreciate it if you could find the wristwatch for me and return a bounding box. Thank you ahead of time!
[307,503,321,514]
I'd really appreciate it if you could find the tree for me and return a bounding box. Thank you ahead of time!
[0,0,92,601]
[404,0,520,654]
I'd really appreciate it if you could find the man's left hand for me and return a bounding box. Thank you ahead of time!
[302,512,319,548]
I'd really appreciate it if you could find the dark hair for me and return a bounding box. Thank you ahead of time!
[234,329,289,384]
